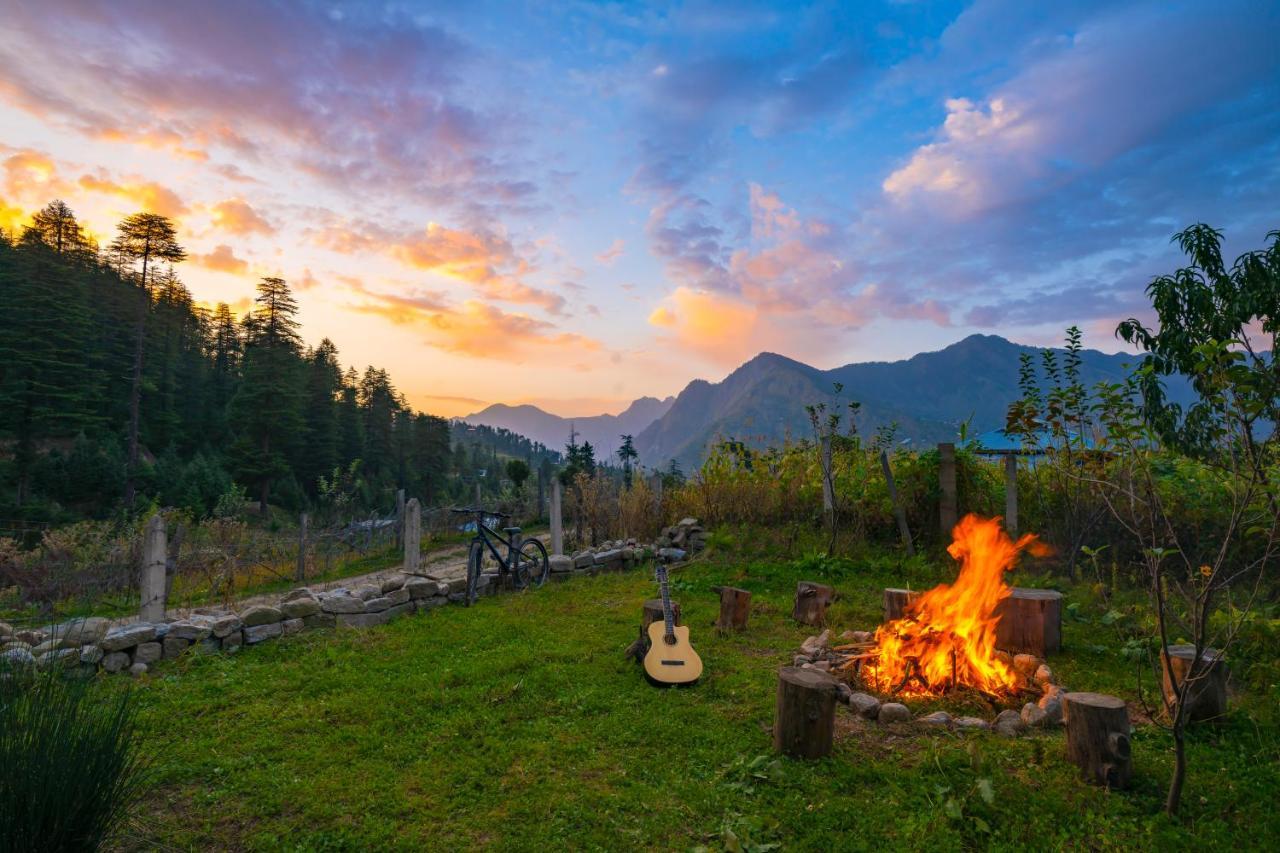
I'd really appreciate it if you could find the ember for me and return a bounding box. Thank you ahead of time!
[865,514,1046,697]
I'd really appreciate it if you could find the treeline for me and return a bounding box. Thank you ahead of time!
[0,200,551,524]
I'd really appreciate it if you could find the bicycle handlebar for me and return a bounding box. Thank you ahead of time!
[449,507,511,519]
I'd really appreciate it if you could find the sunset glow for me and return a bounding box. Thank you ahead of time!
[2,0,1277,417]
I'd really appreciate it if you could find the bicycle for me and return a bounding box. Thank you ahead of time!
[449,507,550,606]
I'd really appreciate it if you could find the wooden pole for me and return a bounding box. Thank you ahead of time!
[139,514,167,622]
[713,586,751,632]
[1064,692,1132,789]
[880,451,914,556]
[550,478,564,556]
[774,667,837,759]
[938,442,957,537]
[1004,454,1018,536]
[296,512,308,582]
[792,581,835,627]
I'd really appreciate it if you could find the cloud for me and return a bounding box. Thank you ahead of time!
[318,219,567,315]
[348,280,602,361]
[77,173,189,219]
[595,238,625,264]
[209,198,274,236]
[192,244,248,274]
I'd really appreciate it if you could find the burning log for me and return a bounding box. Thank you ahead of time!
[994,588,1063,656]
[773,666,837,759]
[1161,645,1228,723]
[792,581,835,627]
[882,588,921,622]
[1064,692,1132,789]
[712,586,751,632]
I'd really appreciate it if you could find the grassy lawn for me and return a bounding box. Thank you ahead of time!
[114,531,1279,850]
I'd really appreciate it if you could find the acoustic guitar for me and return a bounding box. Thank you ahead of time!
[643,563,703,686]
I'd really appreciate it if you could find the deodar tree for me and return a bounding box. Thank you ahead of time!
[110,213,186,506]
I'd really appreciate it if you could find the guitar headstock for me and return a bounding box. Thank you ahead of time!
[654,562,668,585]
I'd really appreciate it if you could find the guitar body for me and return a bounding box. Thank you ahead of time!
[643,621,703,686]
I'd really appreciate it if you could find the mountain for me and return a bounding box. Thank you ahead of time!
[634,334,1189,469]
[462,395,675,458]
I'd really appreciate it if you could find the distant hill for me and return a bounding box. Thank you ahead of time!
[465,334,1193,472]
[634,334,1192,469]
[462,396,674,459]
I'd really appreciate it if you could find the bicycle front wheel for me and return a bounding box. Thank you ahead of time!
[465,540,484,606]
[520,538,550,588]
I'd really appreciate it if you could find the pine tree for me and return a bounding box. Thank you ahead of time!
[110,212,186,506]
[617,434,638,488]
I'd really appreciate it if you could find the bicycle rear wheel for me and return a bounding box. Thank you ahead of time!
[520,538,550,588]
[465,540,484,606]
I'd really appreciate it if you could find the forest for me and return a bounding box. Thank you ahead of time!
[0,201,558,528]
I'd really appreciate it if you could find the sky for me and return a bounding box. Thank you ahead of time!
[1,0,1277,418]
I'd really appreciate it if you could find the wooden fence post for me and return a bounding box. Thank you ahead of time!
[1004,454,1018,536]
[140,514,167,622]
[938,442,957,536]
[880,451,914,557]
[395,489,406,547]
[296,512,308,582]
[404,498,421,574]
[550,479,564,556]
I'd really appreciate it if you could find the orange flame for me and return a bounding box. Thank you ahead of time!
[867,514,1043,697]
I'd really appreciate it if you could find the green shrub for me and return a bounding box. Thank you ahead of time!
[0,670,147,852]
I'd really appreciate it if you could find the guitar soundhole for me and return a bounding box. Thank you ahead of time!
[663,635,677,645]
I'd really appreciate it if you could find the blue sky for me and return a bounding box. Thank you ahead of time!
[1,0,1277,415]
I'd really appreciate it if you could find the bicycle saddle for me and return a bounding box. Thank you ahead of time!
[502,526,522,535]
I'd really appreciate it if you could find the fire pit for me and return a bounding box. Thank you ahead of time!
[859,514,1048,698]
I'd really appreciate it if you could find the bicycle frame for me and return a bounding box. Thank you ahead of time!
[471,518,520,573]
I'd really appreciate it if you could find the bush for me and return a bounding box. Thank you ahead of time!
[0,669,147,852]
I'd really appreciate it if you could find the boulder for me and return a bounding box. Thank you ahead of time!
[405,577,440,598]
[955,716,991,731]
[207,614,243,639]
[380,575,406,593]
[657,547,687,563]
[354,584,381,601]
[80,644,105,665]
[162,637,190,659]
[280,596,320,619]
[244,622,282,644]
[1020,702,1049,727]
[994,709,1025,737]
[132,642,162,664]
[364,596,393,613]
[920,710,953,727]
[303,613,336,630]
[321,594,365,614]
[221,631,244,653]
[572,552,595,570]
[240,605,283,627]
[195,637,221,655]
[800,630,831,659]
[847,692,882,721]
[548,555,573,574]
[0,620,12,639]
[281,618,304,637]
[39,648,81,669]
[385,587,411,606]
[282,587,314,603]
[101,651,131,673]
[15,629,44,646]
[1013,653,1041,678]
[167,620,212,642]
[102,623,157,651]
[1038,686,1065,725]
[32,639,65,655]
[1,647,36,668]
[878,702,912,724]
[128,662,148,677]
[1034,664,1055,686]
[51,617,110,646]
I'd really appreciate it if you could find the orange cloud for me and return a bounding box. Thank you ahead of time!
[348,280,601,361]
[318,219,566,315]
[0,199,27,233]
[210,198,275,236]
[648,287,761,365]
[77,173,189,219]
[95,126,208,162]
[192,244,248,274]
[595,238,625,264]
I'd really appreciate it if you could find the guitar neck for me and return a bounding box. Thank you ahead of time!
[658,567,675,639]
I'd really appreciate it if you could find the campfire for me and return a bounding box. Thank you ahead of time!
[859,514,1047,698]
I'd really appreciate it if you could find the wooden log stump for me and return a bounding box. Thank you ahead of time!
[627,598,682,662]
[1064,692,1132,789]
[773,666,837,760]
[793,581,835,627]
[712,586,751,632]
[994,588,1063,656]
[1161,645,1228,723]
[882,588,921,623]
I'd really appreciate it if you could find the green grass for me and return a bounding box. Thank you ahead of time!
[108,531,1279,850]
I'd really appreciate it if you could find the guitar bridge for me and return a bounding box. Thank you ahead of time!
[660,660,685,666]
